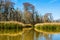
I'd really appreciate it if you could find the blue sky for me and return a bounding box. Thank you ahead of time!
[11,0,60,20]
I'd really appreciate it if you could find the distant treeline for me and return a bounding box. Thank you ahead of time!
[0,0,54,25]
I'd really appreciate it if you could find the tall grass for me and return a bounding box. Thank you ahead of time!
[0,21,24,34]
[35,23,60,32]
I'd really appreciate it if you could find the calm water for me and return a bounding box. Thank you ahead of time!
[0,29,60,40]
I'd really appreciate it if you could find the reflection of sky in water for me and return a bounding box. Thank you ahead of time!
[38,36,46,40]
[37,33,46,40]
[36,32,60,40]
[23,30,60,40]
[22,29,60,40]
[52,34,60,40]
[0,29,60,40]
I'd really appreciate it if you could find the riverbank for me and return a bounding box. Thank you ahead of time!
[0,31,23,36]
[35,28,60,34]
[0,21,60,35]
[0,21,24,36]
[35,23,60,34]
[0,28,32,36]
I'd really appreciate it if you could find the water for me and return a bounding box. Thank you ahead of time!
[0,29,60,40]
[22,29,60,40]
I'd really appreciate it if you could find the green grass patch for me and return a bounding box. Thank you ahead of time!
[0,21,24,34]
[35,23,60,32]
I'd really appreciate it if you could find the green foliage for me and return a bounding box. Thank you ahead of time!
[0,22,23,34]
[35,24,60,32]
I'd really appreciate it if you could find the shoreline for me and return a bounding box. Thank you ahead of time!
[35,28,60,34]
[0,31,24,36]
[0,28,32,36]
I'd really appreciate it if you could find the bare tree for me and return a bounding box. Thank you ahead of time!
[43,13,53,22]
[23,3,35,24]
[4,0,15,21]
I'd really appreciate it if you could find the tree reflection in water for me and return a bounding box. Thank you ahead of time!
[22,29,52,40]
[43,34,52,40]
[23,29,34,40]
[0,29,60,40]
[34,31,40,40]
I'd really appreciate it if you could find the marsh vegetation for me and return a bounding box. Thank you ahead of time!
[0,0,60,40]
[35,23,60,33]
[0,21,23,35]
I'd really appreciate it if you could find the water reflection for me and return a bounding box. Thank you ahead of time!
[23,29,34,40]
[22,29,60,40]
[0,29,60,40]
[35,30,60,40]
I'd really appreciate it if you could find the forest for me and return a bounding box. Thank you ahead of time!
[0,0,58,25]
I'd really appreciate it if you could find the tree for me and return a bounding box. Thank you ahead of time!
[4,0,15,21]
[0,0,5,13]
[35,12,40,23]
[43,13,53,22]
[14,8,22,22]
[23,3,35,24]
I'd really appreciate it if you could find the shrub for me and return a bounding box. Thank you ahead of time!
[0,21,24,34]
[35,23,60,32]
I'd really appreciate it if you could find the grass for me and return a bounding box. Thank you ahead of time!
[35,23,60,33]
[0,21,24,34]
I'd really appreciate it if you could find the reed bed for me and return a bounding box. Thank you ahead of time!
[35,23,60,33]
[0,21,24,35]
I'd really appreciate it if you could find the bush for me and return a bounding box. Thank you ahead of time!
[0,21,24,34]
[35,23,60,32]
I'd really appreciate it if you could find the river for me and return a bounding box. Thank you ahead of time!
[0,28,60,40]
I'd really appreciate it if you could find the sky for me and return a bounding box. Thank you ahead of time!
[11,0,60,20]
